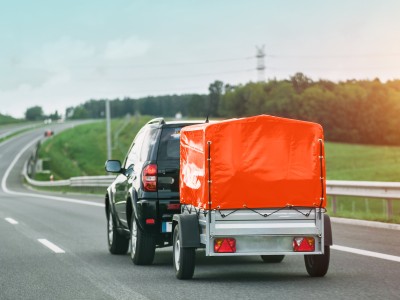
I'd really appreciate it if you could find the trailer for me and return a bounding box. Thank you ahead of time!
[172,115,332,279]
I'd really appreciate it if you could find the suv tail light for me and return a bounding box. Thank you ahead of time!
[142,164,157,192]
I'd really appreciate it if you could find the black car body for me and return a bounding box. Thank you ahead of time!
[105,118,201,264]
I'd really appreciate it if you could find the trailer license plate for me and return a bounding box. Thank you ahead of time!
[162,222,172,233]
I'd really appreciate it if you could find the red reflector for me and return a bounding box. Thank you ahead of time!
[214,238,236,253]
[146,218,155,225]
[142,164,157,192]
[293,237,315,252]
[167,204,181,210]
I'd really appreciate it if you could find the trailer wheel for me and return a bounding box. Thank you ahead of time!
[173,224,195,280]
[304,246,330,277]
[260,255,285,263]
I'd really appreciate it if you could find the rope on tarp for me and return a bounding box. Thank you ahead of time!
[181,203,208,217]
[215,208,238,218]
[318,139,325,209]
[216,204,316,218]
[182,204,320,219]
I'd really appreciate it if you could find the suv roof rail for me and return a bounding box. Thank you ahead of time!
[147,117,165,125]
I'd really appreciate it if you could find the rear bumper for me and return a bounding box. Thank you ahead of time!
[193,206,327,256]
[136,199,180,234]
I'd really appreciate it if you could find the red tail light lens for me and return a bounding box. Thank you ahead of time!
[167,203,180,210]
[214,238,236,253]
[142,164,157,192]
[293,237,315,252]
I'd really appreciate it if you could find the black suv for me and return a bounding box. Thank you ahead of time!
[105,118,200,265]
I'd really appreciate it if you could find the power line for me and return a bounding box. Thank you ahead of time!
[268,65,400,71]
[84,68,254,82]
[268,53,400,59]
[77,56,254,70]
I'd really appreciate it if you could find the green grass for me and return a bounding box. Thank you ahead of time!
[325,142,400,181]
[36,116,152,180]
[0,114,22,125]
[326,196,400,223]
[324,143,400,222]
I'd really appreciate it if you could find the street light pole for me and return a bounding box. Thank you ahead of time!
[106,100,112,160]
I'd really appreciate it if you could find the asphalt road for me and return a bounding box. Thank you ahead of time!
[0,122,42,139]
[0,125,399,300]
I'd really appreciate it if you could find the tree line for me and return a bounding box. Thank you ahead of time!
[40,72,400,145]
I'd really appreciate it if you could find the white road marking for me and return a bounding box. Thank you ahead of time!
[1,137,41,193]
[332,244,400,263]
[5,217,18,225]
[38,239,65,254]
[1,136,104,208]
[331,217,400,231]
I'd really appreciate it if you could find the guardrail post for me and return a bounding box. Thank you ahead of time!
[332,195,337,215]
[387,199,393,220]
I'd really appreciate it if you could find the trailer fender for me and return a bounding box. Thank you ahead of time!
[173,214,201,248]
[324,214,333,246]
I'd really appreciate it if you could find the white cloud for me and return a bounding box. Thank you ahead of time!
[104,36,149,60]
[34,37,96,71]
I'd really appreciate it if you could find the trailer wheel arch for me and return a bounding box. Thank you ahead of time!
[172,214,201,248]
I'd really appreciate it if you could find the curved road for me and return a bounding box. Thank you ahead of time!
[0,126,399,299]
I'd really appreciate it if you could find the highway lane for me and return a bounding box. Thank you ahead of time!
[1,126,400,299]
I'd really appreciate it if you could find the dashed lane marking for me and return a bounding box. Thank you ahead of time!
[5,217,18,225]
[38,239,65,254]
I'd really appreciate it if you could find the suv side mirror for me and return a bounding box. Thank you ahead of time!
[105,160,122,173]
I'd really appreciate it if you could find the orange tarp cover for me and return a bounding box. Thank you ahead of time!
[180,115,326,210]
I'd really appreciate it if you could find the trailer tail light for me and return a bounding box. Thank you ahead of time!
[142,164,157,191]
[214,238,236,253]
[293,237,315,252]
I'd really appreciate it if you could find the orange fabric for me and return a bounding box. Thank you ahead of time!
[180,115,326,210]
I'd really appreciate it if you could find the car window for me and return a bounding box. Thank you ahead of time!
[140,128,158,162]
[125,129,146,168]
[157,127,182,161]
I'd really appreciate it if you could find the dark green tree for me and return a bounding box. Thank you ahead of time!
[70,106,89,119]
[290,72,313,94]
[208,80,224,117]
[25,106,44,121]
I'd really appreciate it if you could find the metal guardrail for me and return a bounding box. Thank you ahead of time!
[327,180,400,219]
[23,174,400,218]
[70,175,115,187]
[23,173,114,188]
[327,180,400,199]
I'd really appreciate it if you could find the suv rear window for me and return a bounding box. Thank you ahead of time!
[157,127,182,160]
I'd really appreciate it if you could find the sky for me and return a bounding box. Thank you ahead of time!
[1,0,400,118]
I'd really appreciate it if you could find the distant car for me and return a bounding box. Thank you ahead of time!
[104,117,202,265]
[44,130,54,137]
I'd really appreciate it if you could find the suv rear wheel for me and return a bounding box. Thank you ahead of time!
[107,209,129,254]
[130,217,155,265]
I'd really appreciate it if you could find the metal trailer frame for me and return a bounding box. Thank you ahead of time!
[181,205,325,257]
